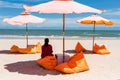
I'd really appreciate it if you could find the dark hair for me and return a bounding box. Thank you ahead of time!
[45,38,49,43]
[44,38,49,46]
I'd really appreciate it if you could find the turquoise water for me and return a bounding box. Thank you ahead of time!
[0,29,120,39]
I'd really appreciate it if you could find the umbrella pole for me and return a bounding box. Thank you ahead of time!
[62,14,65,62]
[26,23,28,48]
[92,21,96,51]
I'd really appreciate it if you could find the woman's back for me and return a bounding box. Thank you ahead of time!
[41,38,53,58]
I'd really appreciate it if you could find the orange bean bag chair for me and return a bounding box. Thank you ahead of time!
[18,46,37,54]
[10,42,41,54]
[93,43,110,54]
[36,56,57,70]
[10,45,19,53]
[55,51,89,74]
[75,42,86,53]
[36,42,41,53]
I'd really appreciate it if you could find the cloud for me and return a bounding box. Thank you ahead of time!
[0,0,50,9]
[102,8,120,16]
[0,1,23,8]
[32,17,85,29]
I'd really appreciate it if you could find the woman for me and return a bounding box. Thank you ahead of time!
[41,38,54,58]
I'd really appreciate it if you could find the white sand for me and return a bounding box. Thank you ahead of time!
[0,38,120,80]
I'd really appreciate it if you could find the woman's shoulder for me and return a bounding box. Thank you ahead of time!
[48,44,52,47]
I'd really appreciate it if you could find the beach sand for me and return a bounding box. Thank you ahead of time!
[0,38,120,80]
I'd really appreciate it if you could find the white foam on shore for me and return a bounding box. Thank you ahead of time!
[0,35,120,40]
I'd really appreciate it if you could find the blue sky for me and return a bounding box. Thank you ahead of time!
[0,0,120,30]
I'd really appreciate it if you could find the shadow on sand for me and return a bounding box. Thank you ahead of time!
[65,50,76,54]
[0,50,28,55]
[65,49,95,54]
[0,50,11,54]
[84,50,95,54]
[4,60,61,76]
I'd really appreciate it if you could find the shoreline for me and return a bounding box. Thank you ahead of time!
[0,36,120,40]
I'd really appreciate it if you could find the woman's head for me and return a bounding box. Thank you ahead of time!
[45,38,49,43]
[44,38,49,46]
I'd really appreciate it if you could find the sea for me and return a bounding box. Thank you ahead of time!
[0,29,120,39]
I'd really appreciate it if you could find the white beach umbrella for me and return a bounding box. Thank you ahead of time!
[23,0,104,62]
[3,12,46,47]
[76,14,114,50]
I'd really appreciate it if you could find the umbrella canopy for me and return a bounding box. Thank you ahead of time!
[23,0,103,14]
[23,0,104,62]
[3,12,46,47]
[76,14,114,50]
